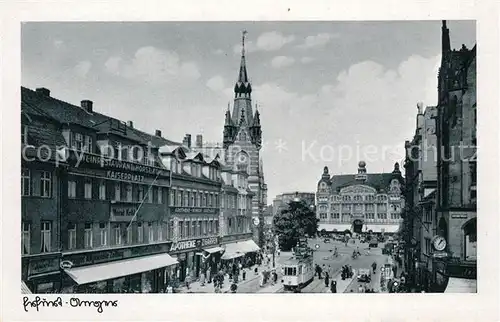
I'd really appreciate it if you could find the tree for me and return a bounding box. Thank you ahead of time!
[273,199,319,251]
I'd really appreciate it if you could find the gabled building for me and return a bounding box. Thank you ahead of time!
[21,86,223,293]
[316,162,404,235]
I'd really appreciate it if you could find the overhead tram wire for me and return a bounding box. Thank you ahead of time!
[126,170,161,230]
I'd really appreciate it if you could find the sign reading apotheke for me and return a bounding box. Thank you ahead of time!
[170,237,220,252]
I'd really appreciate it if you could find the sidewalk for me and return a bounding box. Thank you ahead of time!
[177,263,280,293]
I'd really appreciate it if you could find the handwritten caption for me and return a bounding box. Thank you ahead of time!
[23,296,118,313]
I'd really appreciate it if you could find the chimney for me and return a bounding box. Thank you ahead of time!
[196,134,203,148]
[155,129,162,137]
[81,100,93,113]
[127,121,134,128]
[36,88,50,97]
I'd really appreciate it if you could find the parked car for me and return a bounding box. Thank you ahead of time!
[357,269,371,283]
[369,242,379,248]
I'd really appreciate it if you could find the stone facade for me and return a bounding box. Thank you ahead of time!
[222,32,266,247]
[316,162,404,234]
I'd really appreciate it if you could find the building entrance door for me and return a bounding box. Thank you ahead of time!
[353,220,363,234]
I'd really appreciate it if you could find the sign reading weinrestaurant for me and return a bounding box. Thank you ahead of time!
[69,151,168,177]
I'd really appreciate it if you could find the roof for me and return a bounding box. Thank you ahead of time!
[21,86,181,148]
[329,173,403,193]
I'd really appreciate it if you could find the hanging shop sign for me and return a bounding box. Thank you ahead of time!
[59,260,74,270]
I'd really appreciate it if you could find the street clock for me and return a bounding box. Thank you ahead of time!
[253,217,260,226]
[432,235,447,251]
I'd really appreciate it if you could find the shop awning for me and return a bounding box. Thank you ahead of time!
[221,239,260,260]
[64,253,178,285]
[21,281,32,294]
[318,224,351,232]
[204,246,224,254]
[444,278,477,293]
[364,224,400,233]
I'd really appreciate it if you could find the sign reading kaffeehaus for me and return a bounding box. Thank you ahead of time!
[170,237,219,252]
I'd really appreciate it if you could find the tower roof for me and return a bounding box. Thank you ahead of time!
[238,30,249,83]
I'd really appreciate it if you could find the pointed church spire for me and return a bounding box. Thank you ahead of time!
[224,107,232,126]
[238,30,249,83]
[442,20,451,53]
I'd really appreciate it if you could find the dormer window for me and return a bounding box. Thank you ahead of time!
[72,133,84,150]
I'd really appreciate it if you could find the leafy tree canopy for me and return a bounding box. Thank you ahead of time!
[272,200,319,251]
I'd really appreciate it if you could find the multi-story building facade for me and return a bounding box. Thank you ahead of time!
[402,21,476,293]
[21,86,225,293]
[222,32,267,247]
[402,103,438,290]
[316,163,404,235]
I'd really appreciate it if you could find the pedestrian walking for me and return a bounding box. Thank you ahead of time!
[330,280,337,293]
[324,272,330,287]
[200,271,206,286]
[242,268,247,280]
[185,275,191,290]
[259,271,264,287]
[254,266,259,275]
[166,284,173,294]
[358,284,364,293]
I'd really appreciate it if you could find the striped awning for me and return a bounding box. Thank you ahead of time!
[21,281,32,294]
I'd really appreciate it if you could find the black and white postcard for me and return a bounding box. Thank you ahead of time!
[1,1,499,321]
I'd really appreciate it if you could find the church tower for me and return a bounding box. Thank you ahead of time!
[223,31,265,247]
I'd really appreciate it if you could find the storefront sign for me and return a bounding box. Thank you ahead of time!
[28,258,60,276]
[111,204,138,219]
[107,170,145,182]
[171,237,219,252]
[73,152,167,176]
[171,207,218,214]
[451,213,468,219]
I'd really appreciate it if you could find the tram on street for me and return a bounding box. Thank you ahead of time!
[282,238,315,292]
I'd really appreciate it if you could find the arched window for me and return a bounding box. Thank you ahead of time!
[239,131,247,141]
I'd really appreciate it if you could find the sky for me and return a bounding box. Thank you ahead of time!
[21,21,476,202]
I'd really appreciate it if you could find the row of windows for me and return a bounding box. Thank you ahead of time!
[177,219,219,239]
[21,169,52,197]
[169,189,219,208]
[67,177,164,204]
[22,221,174,254]
[226,216,252,235]
[319,213,400,220]
[331,195,389,202]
